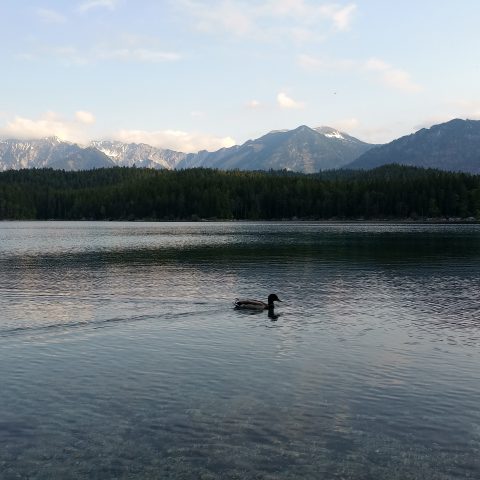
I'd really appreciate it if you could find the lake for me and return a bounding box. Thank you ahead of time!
[0,221,479,479]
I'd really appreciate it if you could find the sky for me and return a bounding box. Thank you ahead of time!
[1,0,479,152]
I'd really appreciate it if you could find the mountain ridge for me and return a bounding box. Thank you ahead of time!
[347,118,480,173]
[0,125,373,173]
[2,119,480,174]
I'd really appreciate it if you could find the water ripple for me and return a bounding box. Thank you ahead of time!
[1,221,480,479]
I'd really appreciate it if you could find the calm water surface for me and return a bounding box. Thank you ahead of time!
[0,221,479,479]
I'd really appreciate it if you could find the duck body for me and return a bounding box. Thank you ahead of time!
[234,294,282,310]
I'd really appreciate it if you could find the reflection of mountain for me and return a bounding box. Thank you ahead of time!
[4,225,480,266]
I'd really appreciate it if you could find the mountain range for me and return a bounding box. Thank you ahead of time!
[0,125,371,173]
[348,119,480,173]
[176,126,373,172]
[1,119,479,174]
[0,137,115,171]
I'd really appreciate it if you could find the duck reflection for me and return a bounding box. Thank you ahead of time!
[268,306,281,321]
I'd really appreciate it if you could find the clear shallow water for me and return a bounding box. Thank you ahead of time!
[0,221,479,479]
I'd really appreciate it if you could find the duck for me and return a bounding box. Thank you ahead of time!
[234,293,282,310]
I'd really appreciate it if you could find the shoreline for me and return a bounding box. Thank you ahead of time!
[1,218,479,224]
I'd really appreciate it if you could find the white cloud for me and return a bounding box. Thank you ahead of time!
[96,47,181,63]
[381,69,422,93]
[414,101,480,131]
[331,4,356,30]
[331,117,360,131]
[0,112,236,152]
[298,53,356,70]
[450,99,480,119]
[365,57,422,93]
[179,0,254,36]
[247,100,261,109]
[0,111,96,144]
[364,58,389,72]
[319,117,403,144]
[298,53,324,69]
[353,125,398,144]
[77,0,118,13]
[413,115,454,131]
[261,1,356,29]
[113,129,236,153]
[19,43,181,65]
[288,27,325,43]
[75,111,96,124]
[277,92,305,109]
[37,8,67,23]
[178,1,357,42]
[326,118,385,143]
[298,53,422,93]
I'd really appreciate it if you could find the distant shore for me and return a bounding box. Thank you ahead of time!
[1,218,479,224]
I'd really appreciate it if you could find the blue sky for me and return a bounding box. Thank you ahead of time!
[1,0,479,152]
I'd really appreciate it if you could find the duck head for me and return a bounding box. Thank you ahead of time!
[267,294,282,306]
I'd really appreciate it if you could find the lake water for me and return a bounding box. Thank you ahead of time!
[0,221,479,479]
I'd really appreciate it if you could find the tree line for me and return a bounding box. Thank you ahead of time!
[1,165,480,220]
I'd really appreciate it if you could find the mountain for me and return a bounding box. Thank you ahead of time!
[47,146,115,171]
[3,120,480,174]
[0,138,114,171]
[0,138,184,171]
[176,125,374,173]
[347,119,480,173]
[91,140,186,169]
[0,127,373,173]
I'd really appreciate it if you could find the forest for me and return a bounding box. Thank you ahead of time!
[0,165,479,221]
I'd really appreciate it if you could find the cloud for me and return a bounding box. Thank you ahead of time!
[331,117,360,131]
[326,118,385,143]
[364,58,389,71]
[298,53,422,93]
[37,8,67,23]
[77,0,118,13]
[331,4,356,30]
[298,53,356,70]
[177,1,357,43]
[450,99,480,119]
[317,117,402,144]
[75,111,96,124]
[414,102,480,131]
[23,46,88,66]
[352,125,399,144]
[179,0,253,36]
[413,115,455,131]
[0,111,235,152]
[0,111,96,144]
[96,47,181,62]
[247,100,261,109]
[112,129,236,153]
[365,57,422,93]
[277,92,305,109]
[298,53,324,69]
[260,1,357,30]
[0,112,234,153]
[19,43,181,65]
